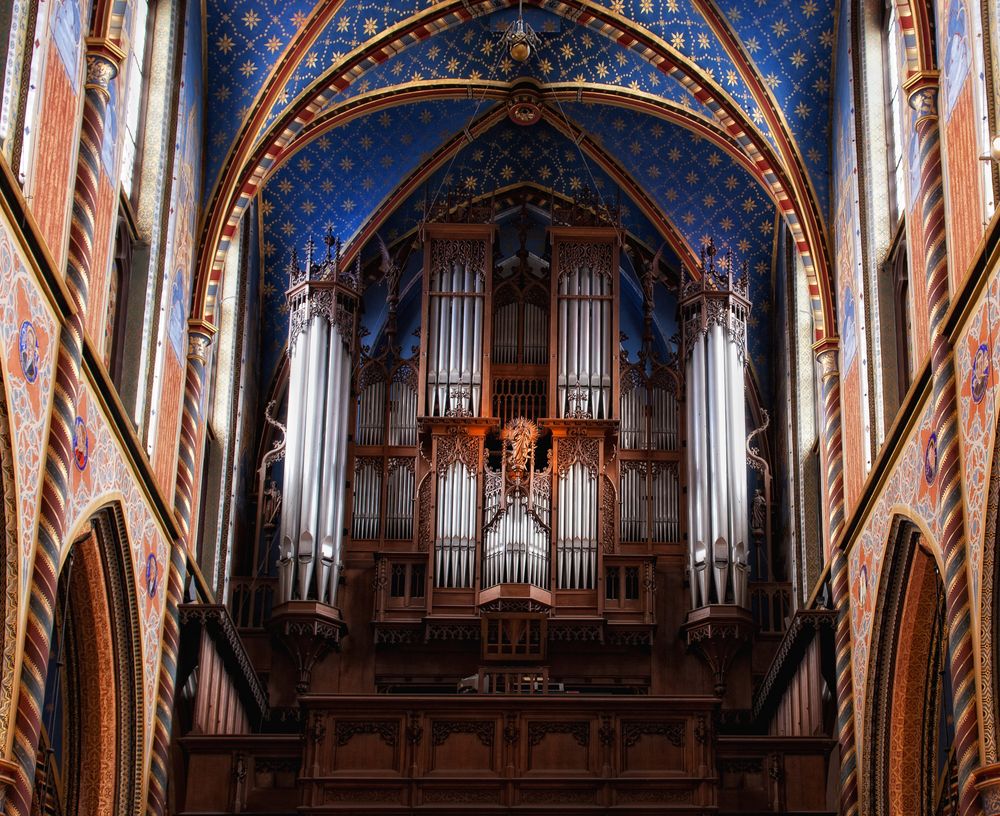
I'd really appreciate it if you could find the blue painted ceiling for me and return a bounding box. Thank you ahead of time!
[206,0,835,401]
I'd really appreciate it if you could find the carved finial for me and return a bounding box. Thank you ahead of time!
[324,224,336,260]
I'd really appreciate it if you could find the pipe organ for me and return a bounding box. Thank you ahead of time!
[681,241,751,609]
[277,238,359,607]
[268,197,757,677]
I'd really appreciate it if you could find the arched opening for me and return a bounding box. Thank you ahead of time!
[33,506,143,814]
[865,517,952,815]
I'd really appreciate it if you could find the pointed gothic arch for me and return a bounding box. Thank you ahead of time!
[864,514,950,816]
[33,503,144,814]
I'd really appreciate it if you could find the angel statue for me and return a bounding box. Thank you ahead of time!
[502,417,539,474]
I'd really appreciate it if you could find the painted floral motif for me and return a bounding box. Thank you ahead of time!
[971,343,990,404]
[72,415,88,471]
[923,432,938,485]
[17,321,38,383]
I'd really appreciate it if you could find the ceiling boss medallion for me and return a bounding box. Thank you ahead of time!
[507,85,543,126]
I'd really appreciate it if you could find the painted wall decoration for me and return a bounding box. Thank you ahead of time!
[955,269,1000,617]
[65,380,172,750]
[831,0,868,512]
[0,224,58,607]
[937,0,990,285]
[848,393,939,752]
[51,0,83,93]
[22,0,91,270]
[150,0,204,493]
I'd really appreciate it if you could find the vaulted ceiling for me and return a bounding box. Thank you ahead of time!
[199,0,837,394]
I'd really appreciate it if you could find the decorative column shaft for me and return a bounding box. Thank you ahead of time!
[814,341,858,816]
[831,548,859,816]
[4,47,121,816]
[815,343,846,545]
[173,320,216,541]
[905,71,982,816]
[145,542,185,816]
[143,321,215,815]
[680,242,751,608]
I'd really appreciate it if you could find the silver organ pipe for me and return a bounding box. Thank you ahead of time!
[355,370,386,446]
[620,462,645,542]
[351,458,382,540]
[556,462,597,589]
[320,326,353,603]
[426,243,485,417]
[523,301,547,365]
[681,245,751,608]
[387,373,418,446]
[556,248,613,419]
[435,461,477,588]
[620,377,643,450]
[278,324,308,603]
[278,242,357,608]
[651,464,680,542]
[385,458,415,539]
[651,386,678,450]
[482,466,551,589]
[493,300,518,365]
[296,313,329,598]
[686,332,710,608]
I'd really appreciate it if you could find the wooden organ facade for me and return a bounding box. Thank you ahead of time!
[358,213,672,654]
[183,197,834,815]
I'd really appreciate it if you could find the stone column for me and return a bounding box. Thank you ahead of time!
[145,542,186,816]
[905,69,983,816]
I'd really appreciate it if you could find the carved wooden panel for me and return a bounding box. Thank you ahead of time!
[620,720,687,775]
[330,719,402,775]
[428,719,498,774]
[525,720,592,774]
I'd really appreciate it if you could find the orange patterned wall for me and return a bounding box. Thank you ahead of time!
[26,38,81,270]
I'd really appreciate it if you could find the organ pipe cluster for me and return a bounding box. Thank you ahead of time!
[555,242,614,419]
[278,236,359,607]
[681,241,751,609]
[482,419,551,589]
[424,239,487,418]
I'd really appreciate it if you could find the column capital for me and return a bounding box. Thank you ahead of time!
[812,337,840,382]
[187,318,218,342]
[187,319,216,364]
[903,70,940,117]
[84,38,125,99]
